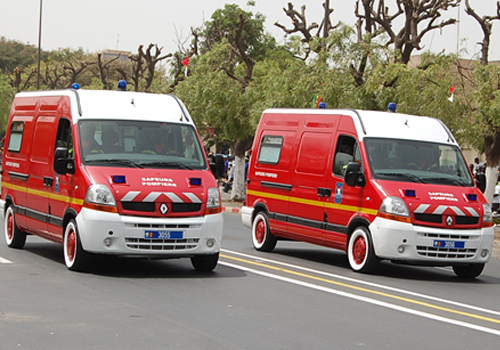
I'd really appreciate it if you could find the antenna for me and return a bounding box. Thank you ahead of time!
[457,2,461,55]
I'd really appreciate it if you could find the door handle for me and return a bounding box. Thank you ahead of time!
[317,187,331,197]
[43,176,54,187]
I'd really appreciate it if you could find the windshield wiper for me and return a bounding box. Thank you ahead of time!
[86,159,143,168]
[377,172,424,183]
[141,161,193,170]
[422,177,469,187]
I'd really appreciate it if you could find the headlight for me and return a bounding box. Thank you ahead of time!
[205,187,221,214]
[482,203,493,227]
[378,196,411,223]
[85,184,116,206]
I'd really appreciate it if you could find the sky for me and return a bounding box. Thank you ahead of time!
[0,0,498,61]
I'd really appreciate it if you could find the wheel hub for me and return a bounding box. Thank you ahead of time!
[255,220,265,244]
[353,236,367,265]
[67,230,76,262]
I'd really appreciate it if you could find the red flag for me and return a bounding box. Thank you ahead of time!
[448,85,455,102]
[181,57,189,66]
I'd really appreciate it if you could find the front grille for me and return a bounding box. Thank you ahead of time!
[121,202,202,213]
[125,223,199,229]
[416,246,476,258]
[416,232,478,259]
[125,238,199,251]
[420,233,473,240]
[171,203,202,213]
[455,216,479,225]
[414,213,479,226]
[414,213,442,223]
[122,202,155,212]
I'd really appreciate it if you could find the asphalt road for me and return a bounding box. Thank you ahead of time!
[1,212,500,349]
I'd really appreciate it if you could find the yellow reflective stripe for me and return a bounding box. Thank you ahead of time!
[247,189,291,203]
[2,181,84,206]
[247,189,378,216]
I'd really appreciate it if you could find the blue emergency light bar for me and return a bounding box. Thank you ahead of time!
[112,175,127,184]
[189,178,202,186]
[404,189,416,197]
[467,193,477,201]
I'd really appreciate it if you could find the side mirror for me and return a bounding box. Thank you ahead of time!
[210,162,218,178]
[210,154,224,179]
[344,162,366,187]
[54,147,75,175]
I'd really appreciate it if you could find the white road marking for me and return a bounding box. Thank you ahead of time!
[219,260,500,337]
[222,248,500,317]
[0,256,13,264]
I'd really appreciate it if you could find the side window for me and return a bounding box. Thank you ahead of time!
[258,135,283,164]
[55,118,73,158]
[333,136,360,177]
[7,121,25,153]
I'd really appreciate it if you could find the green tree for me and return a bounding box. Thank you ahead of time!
[0,37,47,73]
[178,4,279,201]
[0,73,16,134]
[463,63,500,203]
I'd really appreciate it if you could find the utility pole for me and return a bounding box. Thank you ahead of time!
[37,0,43,89]
[324,0,330,38]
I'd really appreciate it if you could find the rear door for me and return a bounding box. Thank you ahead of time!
[251,131,295,236]
[3,115,34,229]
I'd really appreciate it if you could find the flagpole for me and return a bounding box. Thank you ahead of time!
[37,0,43,89]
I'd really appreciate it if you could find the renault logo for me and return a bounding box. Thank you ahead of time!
[446,216,453,226]
[159,203,169,215]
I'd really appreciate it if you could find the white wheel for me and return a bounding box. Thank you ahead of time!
[63,219,90,271]
[347,226,379,273]
[251,212,277,252]
[4,205,26,249]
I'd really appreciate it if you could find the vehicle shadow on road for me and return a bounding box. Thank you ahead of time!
[273,246,500,284]
[24,242,246,279]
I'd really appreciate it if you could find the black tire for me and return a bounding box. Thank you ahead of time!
[251,211,277,252]
[191,253,219,272]
[452,264,485,279]
[4,205,26,249]
[63,219,91,272]
[347,226,379,273]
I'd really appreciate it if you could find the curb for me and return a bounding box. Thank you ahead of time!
[222,205,242,214]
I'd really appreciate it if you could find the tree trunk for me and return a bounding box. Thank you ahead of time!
[230,154,246,202]
[229,138,253,202]
[483,132,500,205]
[484,166,497,206]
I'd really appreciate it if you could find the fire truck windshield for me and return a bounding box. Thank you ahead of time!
[78,120,207,170]
[365,138,474,187]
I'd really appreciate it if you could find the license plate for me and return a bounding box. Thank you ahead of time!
[433,240,465,249]
[145,230,183,240]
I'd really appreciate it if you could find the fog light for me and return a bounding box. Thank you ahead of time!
[397,245,405,254]
[481,249,489,258]
[104,238,112,247]
[206,238,215,248]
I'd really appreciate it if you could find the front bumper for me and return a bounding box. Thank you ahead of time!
[241,205,254,229]
[76,207,223,258]
[369,216,495,265]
